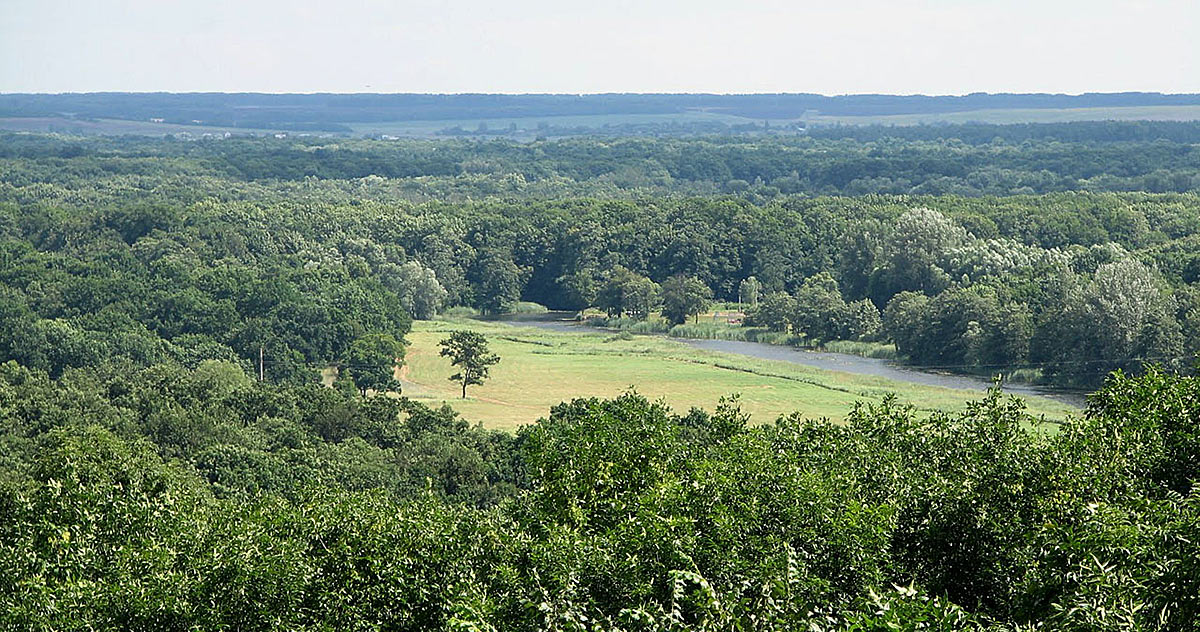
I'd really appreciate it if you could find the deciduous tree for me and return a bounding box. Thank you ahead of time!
[344,333,405,397]
[439,331,500,399]
[661,275,712,325]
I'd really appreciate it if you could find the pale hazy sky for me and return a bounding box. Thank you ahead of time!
[3,0,1198,94]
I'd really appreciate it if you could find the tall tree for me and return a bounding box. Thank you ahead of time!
[791,273,850,343]
[661,275,713,325]
[555,270,599,312]
[471,249,525,316]
[596,266,661,320]
[381,262,448,320]
[869,208,967,306]
[845,298,883,341]
[439,330,500,399]
[752,291,796,332]
[738,276,762,310]
[343,333,405,397]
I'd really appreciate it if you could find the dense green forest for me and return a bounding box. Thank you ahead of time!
[2,130,1198,386]
[2,360,1198,629]
[1,125,1199,628]
[7,129,1200,196]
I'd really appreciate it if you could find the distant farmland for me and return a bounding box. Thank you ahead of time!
[5,91,1200,138]
[0,117,285,136]
[807,104,1200,126]
[8,104,1200,138]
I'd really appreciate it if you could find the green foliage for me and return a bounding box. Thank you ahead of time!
[508,301,550,314]
[381,261,448,320]
[1,129,1200,629]
[792,273,851,343]
[750,291,796,332]
[471,249,527,315]
[661,275,713,325]
[820,339,897,359]
[868,207,964,305]
[343,332,405,396]
[737,276,762,309]
[1,132,1197,387]
[440,331,501,398]
[845,299,883,341]
[0,360,1198,629]
[597,266,663,320]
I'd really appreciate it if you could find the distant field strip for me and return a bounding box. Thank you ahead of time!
[808,105,1200,126]
[345,111,754,135]
[0,117,285,136]
[7,104,1200,138]
[399,319,1078,430]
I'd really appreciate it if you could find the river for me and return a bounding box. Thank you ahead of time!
[494,312,1087,407]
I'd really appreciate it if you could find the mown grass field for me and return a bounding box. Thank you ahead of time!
[398,319,1079,430]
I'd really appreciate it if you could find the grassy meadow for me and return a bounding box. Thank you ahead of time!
[397,319,1079,430]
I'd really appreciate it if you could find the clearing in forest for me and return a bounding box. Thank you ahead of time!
[398,319,1079,430]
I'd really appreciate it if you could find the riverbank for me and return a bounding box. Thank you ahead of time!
[519,312,1078,402]
[583,314,899,358]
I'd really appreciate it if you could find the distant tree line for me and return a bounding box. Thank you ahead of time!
[6,128,1200,197]
[807,119,1200,144]
[7,91,1199,129]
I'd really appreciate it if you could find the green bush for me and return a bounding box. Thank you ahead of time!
[508,301,549,314]
[440,305,482,318]
[821,340,899,359]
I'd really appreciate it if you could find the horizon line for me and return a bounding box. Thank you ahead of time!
[5,90,1200,98]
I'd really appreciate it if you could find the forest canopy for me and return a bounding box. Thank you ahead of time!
[1,125,1198,629]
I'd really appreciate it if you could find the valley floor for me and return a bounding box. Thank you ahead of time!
[398,318,1079,430]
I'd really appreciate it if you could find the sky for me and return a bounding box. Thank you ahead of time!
[2,0,1198,95]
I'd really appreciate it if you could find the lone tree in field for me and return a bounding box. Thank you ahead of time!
[439,331,500,399]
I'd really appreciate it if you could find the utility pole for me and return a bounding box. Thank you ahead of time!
[259,346,265,382]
